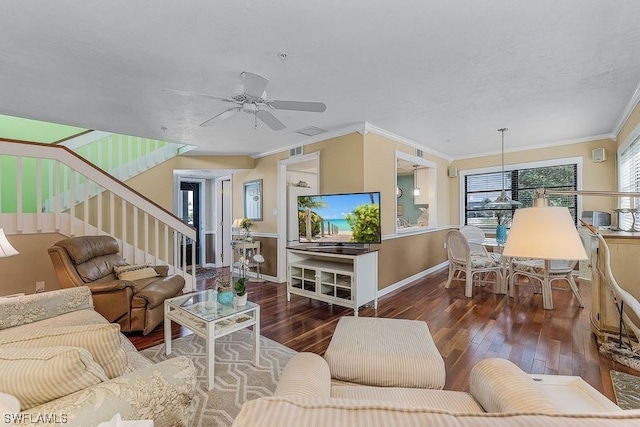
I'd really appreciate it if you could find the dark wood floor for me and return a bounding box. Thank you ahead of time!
[127,267,639,402]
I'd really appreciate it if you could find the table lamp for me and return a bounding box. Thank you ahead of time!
[503,206,587,261]
[0,229,19,258]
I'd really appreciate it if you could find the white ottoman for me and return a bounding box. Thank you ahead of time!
[324,316,445,389]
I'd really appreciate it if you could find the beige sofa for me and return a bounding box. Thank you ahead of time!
[232,352,640,427]
[0,287,196,426]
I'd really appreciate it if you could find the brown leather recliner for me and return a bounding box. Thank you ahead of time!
[48,235,184,335]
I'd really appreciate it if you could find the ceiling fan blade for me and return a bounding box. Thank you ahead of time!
[163,88,232,102]
[270,100,327,112]
[256,109,286,131]
[241,72,269,99]
[200,107,240,127]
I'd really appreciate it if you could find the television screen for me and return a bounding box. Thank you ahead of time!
[297,192,381,244]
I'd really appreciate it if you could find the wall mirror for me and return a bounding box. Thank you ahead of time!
[244,179,263,221]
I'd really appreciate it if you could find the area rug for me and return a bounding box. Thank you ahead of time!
[610,370,640,409]
[140,330,297,426]
[191,266,219,280]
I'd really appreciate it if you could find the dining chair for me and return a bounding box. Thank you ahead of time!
[509,258,583,310]
[445,230,503,297]
[459,225,488,256]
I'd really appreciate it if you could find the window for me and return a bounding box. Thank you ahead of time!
[619,134,640,229]
[464,163,578,228]
[395,151,437,232]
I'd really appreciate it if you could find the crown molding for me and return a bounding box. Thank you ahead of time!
[451,133,615,161]
[362,122,452,161]
[253,123,365,159]
[612,80,640,138]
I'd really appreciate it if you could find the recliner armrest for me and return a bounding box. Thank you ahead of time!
[87,280,135,293]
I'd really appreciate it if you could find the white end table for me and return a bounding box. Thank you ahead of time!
[164,290,260,390]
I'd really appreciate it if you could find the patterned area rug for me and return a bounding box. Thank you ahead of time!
[610,370,640,409]
[140,330,297,426]
[193,266,219,280]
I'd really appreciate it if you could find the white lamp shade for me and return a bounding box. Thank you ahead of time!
[232,218,243,228]
[503,207,587,260]
[0,229,19,258]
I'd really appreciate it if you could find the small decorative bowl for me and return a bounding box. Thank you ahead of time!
[217,287,235,305]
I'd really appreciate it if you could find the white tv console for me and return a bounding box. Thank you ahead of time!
[286,246,379,316]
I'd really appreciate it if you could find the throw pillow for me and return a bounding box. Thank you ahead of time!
[114,264,159,281]
[0,323,128,379]
[0,346,108,409]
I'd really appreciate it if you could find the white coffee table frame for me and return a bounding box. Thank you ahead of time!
[164,290,260,390]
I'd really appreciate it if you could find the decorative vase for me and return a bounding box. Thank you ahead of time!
[496,224,508,245]
[235,293,248,306]
[217,287,234,305]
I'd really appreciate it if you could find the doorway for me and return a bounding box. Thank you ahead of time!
[179,181,202,266]
[277,152,320,281]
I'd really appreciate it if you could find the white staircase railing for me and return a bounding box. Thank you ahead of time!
[0,140,197,291]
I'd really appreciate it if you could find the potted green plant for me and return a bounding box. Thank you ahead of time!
[234,277,248,306]
[239,218,253,240]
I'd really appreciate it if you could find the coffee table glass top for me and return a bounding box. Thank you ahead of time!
[166,290,258,322]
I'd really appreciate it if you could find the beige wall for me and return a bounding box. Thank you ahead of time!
[617,102,640,148]
[0,233,65,295]
[363,132,452,234]
[449,138,618,225]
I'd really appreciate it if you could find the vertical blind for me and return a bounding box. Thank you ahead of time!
[619,134,640,229]
[465,164,577,228]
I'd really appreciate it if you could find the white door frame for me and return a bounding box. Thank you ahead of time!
[175,177,206,265]
[214,175,233,268]
[277,152,320,282]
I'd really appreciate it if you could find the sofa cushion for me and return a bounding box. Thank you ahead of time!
[275,353,332,398]
[0,324,128,379]
[0,346,108,409]
[56,235,120,265]
[0,287,93,330]
[331,386,485,413]
[114,264,159,281]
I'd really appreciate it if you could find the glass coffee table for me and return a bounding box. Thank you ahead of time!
[164,290,260,390]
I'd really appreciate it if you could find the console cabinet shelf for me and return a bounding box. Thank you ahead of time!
[287,247,378,316]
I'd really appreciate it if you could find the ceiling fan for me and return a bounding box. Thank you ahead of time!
[169,71,326,130]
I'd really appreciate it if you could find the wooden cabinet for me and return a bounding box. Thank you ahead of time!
[590,231,640,341]
[286,247,378,316]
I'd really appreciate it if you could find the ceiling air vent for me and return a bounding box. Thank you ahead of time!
[295,126,328,137]
[289,146,303,157]
[416,149,424,158]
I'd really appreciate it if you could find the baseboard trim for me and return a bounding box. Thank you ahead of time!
[377,261,448,298]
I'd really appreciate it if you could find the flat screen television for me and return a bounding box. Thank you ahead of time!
[297,192,381,245]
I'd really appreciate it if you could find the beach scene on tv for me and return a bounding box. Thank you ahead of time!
[298,192,381,244]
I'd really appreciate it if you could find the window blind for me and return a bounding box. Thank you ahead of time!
[619,135,640,229]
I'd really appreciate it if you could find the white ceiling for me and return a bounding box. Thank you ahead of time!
[1,1,639,159]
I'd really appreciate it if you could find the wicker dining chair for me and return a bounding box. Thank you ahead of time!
[445,230,503,298]
[509,258,583,310]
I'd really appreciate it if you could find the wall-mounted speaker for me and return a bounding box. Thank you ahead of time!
[447,166,458,178]
[592,147,607,163]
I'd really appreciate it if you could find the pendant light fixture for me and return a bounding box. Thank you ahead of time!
[490,128,521,207]
[412,165,420,196]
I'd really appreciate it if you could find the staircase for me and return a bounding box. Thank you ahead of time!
[0,139,197,291]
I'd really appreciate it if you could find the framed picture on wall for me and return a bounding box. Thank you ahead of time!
[244,179,263,221]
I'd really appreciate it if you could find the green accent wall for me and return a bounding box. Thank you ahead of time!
[0,114,86,143]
